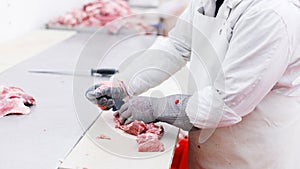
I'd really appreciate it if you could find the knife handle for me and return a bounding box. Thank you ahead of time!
[91,68,118,76]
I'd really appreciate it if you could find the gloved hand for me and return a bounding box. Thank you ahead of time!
[116,94,197,131]
[85,81,129,110]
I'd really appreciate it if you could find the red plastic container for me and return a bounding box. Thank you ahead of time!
[171,138,188,169]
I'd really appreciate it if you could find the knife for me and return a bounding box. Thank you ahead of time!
[28,68,118,76]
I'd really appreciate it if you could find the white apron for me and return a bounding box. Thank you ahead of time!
[189,92,300,169]
[187,3,300,169]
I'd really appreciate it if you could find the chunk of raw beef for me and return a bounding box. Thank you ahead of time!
[114,113,165,152]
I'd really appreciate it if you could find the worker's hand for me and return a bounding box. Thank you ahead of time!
[85,81,129,110]
[116,95,197,131]
[116,96,157,124]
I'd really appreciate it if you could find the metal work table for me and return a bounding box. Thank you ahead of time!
[0,31,179,169]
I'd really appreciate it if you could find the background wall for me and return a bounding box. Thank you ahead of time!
[0,0,86,43]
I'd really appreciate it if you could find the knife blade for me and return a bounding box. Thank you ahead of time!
[28,68,118,76]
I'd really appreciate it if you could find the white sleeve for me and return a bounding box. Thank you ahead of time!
[186,10,290,128]
[114,1,195,96]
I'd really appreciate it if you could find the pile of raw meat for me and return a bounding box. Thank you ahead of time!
[48,0,151,34]
[0,86,36,118]
[114,114,165,152]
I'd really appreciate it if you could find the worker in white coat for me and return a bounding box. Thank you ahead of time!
[86,0,300,168]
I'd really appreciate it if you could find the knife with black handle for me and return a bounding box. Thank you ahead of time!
[29,68,118,77]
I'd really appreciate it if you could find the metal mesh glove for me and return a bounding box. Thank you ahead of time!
[117,94,197,131]
[85,81,129,110]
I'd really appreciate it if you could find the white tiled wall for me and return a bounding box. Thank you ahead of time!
[0,0,85,43]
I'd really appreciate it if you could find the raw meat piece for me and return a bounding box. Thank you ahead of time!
[0,85,36,117]
[48,0,151,34]
[145,123,164,139]
[114,113,165,152]
[0,86,35,105]
[114,113,122,128]
[119,120,147,136]
[138,138,165,152]
[136,133,159,144]
[48,0,130,27]
[114,113,164,137]
[136,132,165,152]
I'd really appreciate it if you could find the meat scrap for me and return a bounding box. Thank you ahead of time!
[114,113,165,152]
[0,86,36,117]
[96,134,111,140]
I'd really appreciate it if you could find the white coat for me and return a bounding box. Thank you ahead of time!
[115,0,300,168]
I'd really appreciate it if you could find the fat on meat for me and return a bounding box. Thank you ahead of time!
[0,86,36,117]
[138,138,165,152]
[136,133,159,144]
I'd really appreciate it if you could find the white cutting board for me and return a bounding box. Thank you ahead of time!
[59,112,179,169]
[59,66,189,169]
